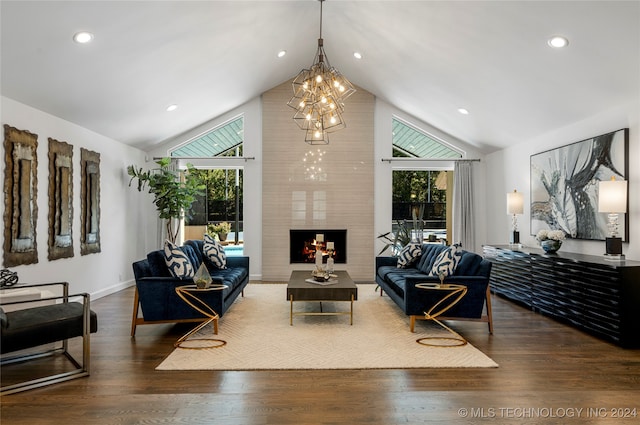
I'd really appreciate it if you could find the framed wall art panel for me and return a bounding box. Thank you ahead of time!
[80,148,101,255]
[3,125,39,267]
[48,138,74,260]
[530,128,629,241]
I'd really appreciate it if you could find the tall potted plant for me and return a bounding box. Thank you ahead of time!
[127,157,205,244]
[377,205,425,255]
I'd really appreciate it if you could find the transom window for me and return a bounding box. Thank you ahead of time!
[392,118,462,158]
[170,116,243,158]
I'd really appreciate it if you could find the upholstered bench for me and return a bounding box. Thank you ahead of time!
[1,282,98,395]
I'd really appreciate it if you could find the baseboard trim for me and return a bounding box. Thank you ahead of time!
[92,279,135,301]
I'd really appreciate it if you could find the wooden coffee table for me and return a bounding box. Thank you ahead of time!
[287,270,358,325]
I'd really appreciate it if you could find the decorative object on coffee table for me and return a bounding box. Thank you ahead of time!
[326,241,335,273]
[312,269,330,282]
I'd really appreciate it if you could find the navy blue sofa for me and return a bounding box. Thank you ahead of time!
[131,240,249,336]
[376,244,493,332]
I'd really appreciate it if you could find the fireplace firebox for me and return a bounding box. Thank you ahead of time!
[290,230,347,264]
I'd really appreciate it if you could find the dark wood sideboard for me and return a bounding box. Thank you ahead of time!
[483,244,640,348]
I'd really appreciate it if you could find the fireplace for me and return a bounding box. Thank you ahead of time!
[290,230,347,264]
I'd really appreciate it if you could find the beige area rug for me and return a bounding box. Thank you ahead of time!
[156,283,498,370]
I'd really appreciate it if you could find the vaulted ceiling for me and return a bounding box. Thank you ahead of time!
[2,1,638,154]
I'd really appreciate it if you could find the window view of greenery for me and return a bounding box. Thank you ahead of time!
[392,170,447,242]
[186,167,243,230]
[184,140,244,240]
[170,116,245,244]
[390,118,458,244]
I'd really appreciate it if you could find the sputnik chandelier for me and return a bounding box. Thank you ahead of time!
[287,0,356,145]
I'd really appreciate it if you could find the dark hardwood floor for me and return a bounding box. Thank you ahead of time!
[2,283,640,424]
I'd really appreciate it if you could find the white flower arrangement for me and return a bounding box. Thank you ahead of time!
[536,229,566,242]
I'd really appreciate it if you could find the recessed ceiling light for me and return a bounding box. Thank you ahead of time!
[277,50,287,58]
[73,31,94,44]
[548,35,569,48]
[458,108,469,115]
[166,104,178,112]
[353,52,363,59]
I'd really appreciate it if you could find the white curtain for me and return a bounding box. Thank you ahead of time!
[453,161,475,251]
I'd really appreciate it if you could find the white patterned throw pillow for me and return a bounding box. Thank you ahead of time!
[203,234,227,269]
[429,245,462,277]
[163,240,195,279]
[397,243,422,268]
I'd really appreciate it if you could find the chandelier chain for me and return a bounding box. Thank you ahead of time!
[319,0,323,40]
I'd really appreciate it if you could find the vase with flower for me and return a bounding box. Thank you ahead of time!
[536,229,566,254]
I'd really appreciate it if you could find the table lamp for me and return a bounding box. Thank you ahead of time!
[598,176,627,260]
[507,189,524,245]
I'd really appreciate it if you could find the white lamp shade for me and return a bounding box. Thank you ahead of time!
[507,190,524,215]
[598,179,628,213]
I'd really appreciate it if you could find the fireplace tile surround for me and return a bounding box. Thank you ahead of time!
[261,80,375,281]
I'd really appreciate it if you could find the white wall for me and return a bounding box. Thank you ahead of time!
[484,101,640,260]
[1,96,152,299]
